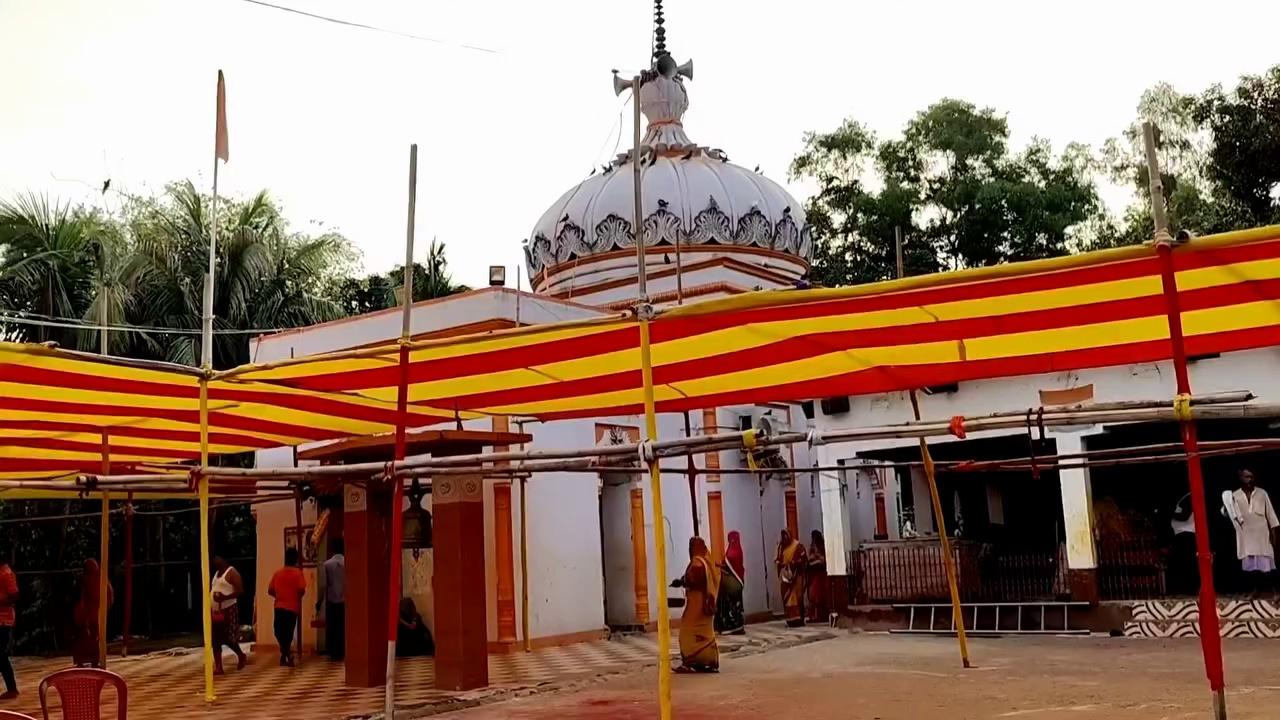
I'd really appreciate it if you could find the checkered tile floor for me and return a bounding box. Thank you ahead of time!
[4,623,832,719]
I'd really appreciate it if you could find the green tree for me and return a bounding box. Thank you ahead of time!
[1195,66,1280,226]
[333,237,469,314]
[121,182,351,368]
[792,99,1100,284]
[0,194,111,345]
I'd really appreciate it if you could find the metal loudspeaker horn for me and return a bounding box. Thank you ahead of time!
[612,72,634,96]
[676,59,693,81]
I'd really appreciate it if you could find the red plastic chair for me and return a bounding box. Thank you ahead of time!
[38,668,127,720]
[0,711,39,720]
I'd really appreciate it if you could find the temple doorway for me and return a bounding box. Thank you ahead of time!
[599,473,641,629]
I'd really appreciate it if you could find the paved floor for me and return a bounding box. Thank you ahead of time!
[2,623,831,719]
[449,633,1280,720]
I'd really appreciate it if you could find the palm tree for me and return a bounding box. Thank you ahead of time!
[123,182,348,368]
[0,193,106,346]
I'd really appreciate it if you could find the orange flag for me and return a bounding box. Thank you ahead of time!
[215,70,229,163]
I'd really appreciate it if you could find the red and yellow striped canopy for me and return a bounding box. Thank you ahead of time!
[5,225,1280,485]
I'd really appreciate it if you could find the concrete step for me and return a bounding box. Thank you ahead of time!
[1124,599,1280,638]
[1129,598,1280,622]
[1123,619,1280,638]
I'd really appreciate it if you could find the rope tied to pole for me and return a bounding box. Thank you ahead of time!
[742,428,760,471]
[1174,393,1194,422]
[948,416,967,439]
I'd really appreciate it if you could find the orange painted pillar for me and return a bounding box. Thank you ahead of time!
[433,472,488,690]
[491,418,518,647]
[493,483,517,646]
[629,486,650,626]
[344,483,390,687]
[702,408,726,563]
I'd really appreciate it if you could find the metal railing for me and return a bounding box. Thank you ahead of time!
[849,540,1068,604]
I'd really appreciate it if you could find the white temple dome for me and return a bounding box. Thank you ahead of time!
[524,52,812,291]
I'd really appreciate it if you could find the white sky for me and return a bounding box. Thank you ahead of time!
[2,0,1278,287]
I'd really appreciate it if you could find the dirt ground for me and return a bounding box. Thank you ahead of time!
[446,633,1280,720]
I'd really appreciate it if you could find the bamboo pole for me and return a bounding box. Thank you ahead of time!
[193,397,1280,484]
[1146,121,1226,720]
[519,473,531,653]
[293,489,304,663]
[122,492,133,657]
[198,377,216,702]
[98,431,110,668]
[385,143,418,719]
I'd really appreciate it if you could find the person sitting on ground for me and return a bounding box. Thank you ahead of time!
[397,598,434,657]
[268,547,307,666]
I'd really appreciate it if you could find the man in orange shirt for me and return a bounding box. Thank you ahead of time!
[0,560,19,699]
[268,547,307,667]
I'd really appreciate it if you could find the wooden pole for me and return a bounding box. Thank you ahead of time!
[519,473,531,652]
[1145,121,1226,720]
[293,490,304,663]
[98,431,110,668]
[910,391,971,667]
[198,377,215,701]
[631,70,672,720]
[385,143,418,719]
[895,226,904,280]
[897,235,969,668]
[633,75,646,301]
[122,492,133,657]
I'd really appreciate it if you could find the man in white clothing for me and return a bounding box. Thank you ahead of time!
[1230,469,1280,597]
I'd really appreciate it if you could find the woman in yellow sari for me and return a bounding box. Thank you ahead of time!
[775,529,807,627]
[672,536,720,673]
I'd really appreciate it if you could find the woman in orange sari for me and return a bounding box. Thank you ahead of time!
[775,530,806,627]
[672,536,720,673]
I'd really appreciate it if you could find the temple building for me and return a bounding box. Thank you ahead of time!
[249,9,823,689]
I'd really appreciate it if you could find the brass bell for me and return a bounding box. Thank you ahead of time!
[402,478,432,557]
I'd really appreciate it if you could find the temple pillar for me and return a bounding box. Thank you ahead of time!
[433,473,488,690]
[629,486,650,625]
[702,408,725,563]
[490,417,518,648]
[344,482,389,687]
[1053,431,1099,604]
[493,483,518,646]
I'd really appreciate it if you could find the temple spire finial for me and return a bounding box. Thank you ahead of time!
[653,0,667,64]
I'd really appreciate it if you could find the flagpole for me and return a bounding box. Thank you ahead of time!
[199,68,228,704]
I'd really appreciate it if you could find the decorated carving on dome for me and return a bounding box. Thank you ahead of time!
[734,208,773,248]
[556,221,589,262]
[798,226,814,261]
[595,213,634,250]
[528,233,555,272]
[774,212,800,255]
[645,200,683,247]
[688,196,732,246]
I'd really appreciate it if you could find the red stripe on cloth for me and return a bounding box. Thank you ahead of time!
[422,278,1280,411]
[0,436,200,460]
[527,324,1280,421]
[0,397,344,443]
[0,420,280,449]
[276,325,642,392]
[0,365,443,428]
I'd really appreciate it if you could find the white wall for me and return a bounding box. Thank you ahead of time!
[250,287,608,364]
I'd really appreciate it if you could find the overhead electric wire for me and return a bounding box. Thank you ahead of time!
[235,0,499,53]
[0,311,292,336]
